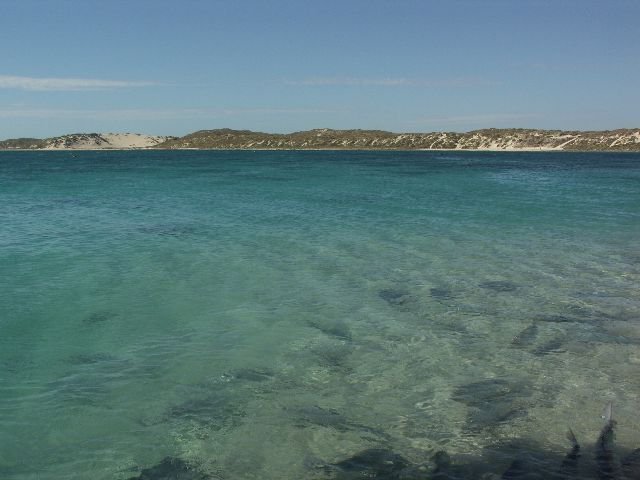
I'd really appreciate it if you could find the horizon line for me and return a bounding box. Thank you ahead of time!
[2,126,640,143]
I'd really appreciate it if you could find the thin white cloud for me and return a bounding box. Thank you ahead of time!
[0,107,183,119]
[0,106,341,119]
[407,113,542,127]
[511,61,602,72]
[286,77,498,87]
[0,75,156,91]
[218,107,342,115]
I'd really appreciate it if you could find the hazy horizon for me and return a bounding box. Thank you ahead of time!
[4,125,640,143]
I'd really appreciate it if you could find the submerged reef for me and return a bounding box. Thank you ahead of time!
[126,404,639,479]
[126,457,211,480]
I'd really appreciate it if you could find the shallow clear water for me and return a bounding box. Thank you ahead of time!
[1,150,639,479]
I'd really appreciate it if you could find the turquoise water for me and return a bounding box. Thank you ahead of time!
[1,150,639,479]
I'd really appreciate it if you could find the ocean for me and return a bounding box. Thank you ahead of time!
[1,150,639,479]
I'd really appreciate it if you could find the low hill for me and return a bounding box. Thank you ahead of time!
[2,129,639,151]
[0,138,46,149]
[156,128,640,151]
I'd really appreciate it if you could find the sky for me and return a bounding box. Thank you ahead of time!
[0,0,638,138]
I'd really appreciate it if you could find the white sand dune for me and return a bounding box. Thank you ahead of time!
[43,133,172,150]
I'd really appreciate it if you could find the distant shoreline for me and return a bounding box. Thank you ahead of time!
[3,147,640,153]
[1,128,639,152]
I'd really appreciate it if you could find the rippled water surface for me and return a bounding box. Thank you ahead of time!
[1,150,639,479]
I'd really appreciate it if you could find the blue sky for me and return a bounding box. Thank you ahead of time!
[0,0,638,138]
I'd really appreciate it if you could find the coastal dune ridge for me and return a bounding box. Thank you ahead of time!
[1,127,640,151]
[0,132,175,150]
